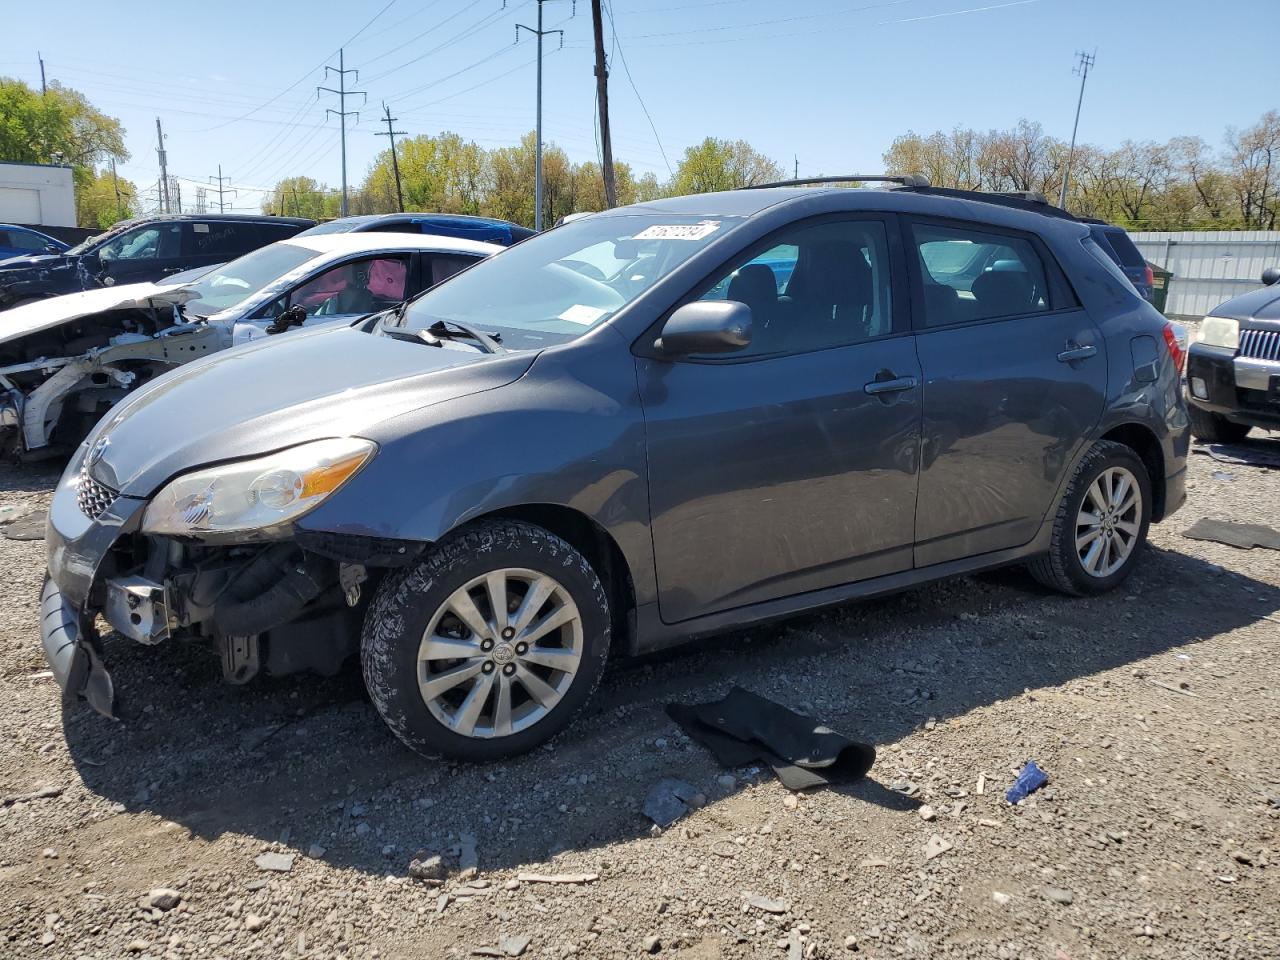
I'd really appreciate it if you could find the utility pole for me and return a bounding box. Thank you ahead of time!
[1059,50,1096,210]
[794,155,799,179]
[376,103,407,213]
[109,157,122,219]
[590,0,616,207]
[38,52,47,95]
[517,1,571,231]
[209,165,235,214]
[155,117,170,214]
[318,48,366,217]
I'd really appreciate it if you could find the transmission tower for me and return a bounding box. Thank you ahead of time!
[318,48,366,217]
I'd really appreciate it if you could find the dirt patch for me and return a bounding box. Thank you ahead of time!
[1,441,1278,959]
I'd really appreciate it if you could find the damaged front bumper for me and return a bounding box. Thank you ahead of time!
[42,460,147,718]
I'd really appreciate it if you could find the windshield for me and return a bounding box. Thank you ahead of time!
[182,242,318,316]
[295,219,365,237]
[397,213,740,348]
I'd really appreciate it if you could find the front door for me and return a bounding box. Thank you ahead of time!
[639,216,922,624]
[94,222,185,287]
[906,218,1108,566]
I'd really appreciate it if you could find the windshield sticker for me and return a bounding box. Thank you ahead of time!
[558,304,608,326]
[192,223,210,233]
[633,220,721,241]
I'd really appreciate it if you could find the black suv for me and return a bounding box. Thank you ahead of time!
[0,213,314,311]
[296,213,536,246]
[1185,267,1280,441]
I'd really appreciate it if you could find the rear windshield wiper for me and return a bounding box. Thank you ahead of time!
[427,318,507,354]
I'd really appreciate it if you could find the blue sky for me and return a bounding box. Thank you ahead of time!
[2,0,1276,210]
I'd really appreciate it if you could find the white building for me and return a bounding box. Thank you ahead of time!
[0,162,76,228]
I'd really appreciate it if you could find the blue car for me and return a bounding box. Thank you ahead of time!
[0,224,67,262]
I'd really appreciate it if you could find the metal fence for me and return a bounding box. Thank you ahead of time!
[1130,231,1280,320]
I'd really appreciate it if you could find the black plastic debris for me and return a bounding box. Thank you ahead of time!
[1194,441,1280,469]
[666,686,875,791]
[643,777,703,827]
[1183,518,1280,551]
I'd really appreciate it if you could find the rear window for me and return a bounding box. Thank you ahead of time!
[185,222,259,257]
[1096,228,1145,268]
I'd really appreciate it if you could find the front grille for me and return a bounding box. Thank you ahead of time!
[1239,328,1280,361]
[76,465,118,521]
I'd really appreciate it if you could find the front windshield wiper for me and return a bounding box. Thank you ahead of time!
[426,318,507,354]
[378,312,442,347]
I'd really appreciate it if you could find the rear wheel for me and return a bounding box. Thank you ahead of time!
[1030,440,1152,596]
[361,520,610,761]
[1188,404,1251,444]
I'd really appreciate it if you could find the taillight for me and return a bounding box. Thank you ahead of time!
[1162,322,1185,373]
[1143,265,1155,290]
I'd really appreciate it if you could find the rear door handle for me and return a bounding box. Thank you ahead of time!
[864,376,918,396]
[1057,344,1098,363]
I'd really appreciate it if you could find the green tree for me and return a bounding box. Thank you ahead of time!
[358,132,488,215]
[261,176,339,219]
[76,167,137,229]
[670,137,783,194]
[0,78,129,227]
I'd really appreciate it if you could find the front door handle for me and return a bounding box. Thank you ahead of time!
[864,375,918,396]
[1057,344,1098,363]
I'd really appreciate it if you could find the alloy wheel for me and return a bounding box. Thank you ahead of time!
[416,568,583,738]
[1075,466,1142,578]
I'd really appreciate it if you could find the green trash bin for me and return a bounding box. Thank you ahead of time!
[1149,262,1172,315]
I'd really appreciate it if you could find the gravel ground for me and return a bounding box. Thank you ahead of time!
[1,438,1278,960]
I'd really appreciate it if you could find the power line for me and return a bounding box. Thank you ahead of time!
[318,49,367,216]
[603,1,671,177]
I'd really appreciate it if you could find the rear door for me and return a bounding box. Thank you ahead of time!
[906,218,1107,566]
[184,221,261,272]
[639,214,922,623]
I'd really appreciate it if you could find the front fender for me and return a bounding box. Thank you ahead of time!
[297,335,658,604]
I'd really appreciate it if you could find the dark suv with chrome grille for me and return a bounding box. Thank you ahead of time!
[1185,267,1280,442]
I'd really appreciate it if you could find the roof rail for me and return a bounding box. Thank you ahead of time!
[906,185,1080,222]
[743,174,931,190]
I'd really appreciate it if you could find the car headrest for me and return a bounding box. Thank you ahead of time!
[726,263,778,306]
[971,269,1035,317]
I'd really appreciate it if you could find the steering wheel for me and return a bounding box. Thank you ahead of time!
[560,259,608,282]
[546,262,625,310]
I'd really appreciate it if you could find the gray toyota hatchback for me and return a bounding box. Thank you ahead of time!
[42,177,1189,760]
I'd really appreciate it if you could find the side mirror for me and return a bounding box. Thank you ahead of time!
[1262,267,1280,287]
[44,244,61,254]
[656,300,752,356]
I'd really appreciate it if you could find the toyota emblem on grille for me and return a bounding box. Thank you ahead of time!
[86,436,110,469]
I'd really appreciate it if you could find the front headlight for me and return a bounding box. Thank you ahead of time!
[1195,315,1240,350]
[141,437,376,538]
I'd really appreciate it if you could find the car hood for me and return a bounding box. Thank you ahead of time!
[0,253,68,273]
[1210,284,1280,322]
[89,323,535,497]
[0,282,196,346]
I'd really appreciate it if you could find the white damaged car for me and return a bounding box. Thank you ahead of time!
[0,233,499,457]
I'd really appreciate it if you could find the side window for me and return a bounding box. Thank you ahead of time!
[261,221,305,242]
[912,223,1051,327]
[97,224,181,261]
[695,220,894,357]
[425,253,480,287]
[11,229,44,251]
[185,222,259,257]
[288,255,410,317]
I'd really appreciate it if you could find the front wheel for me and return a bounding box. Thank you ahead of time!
[361,520,610,761]
[1029,440,1152,596]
